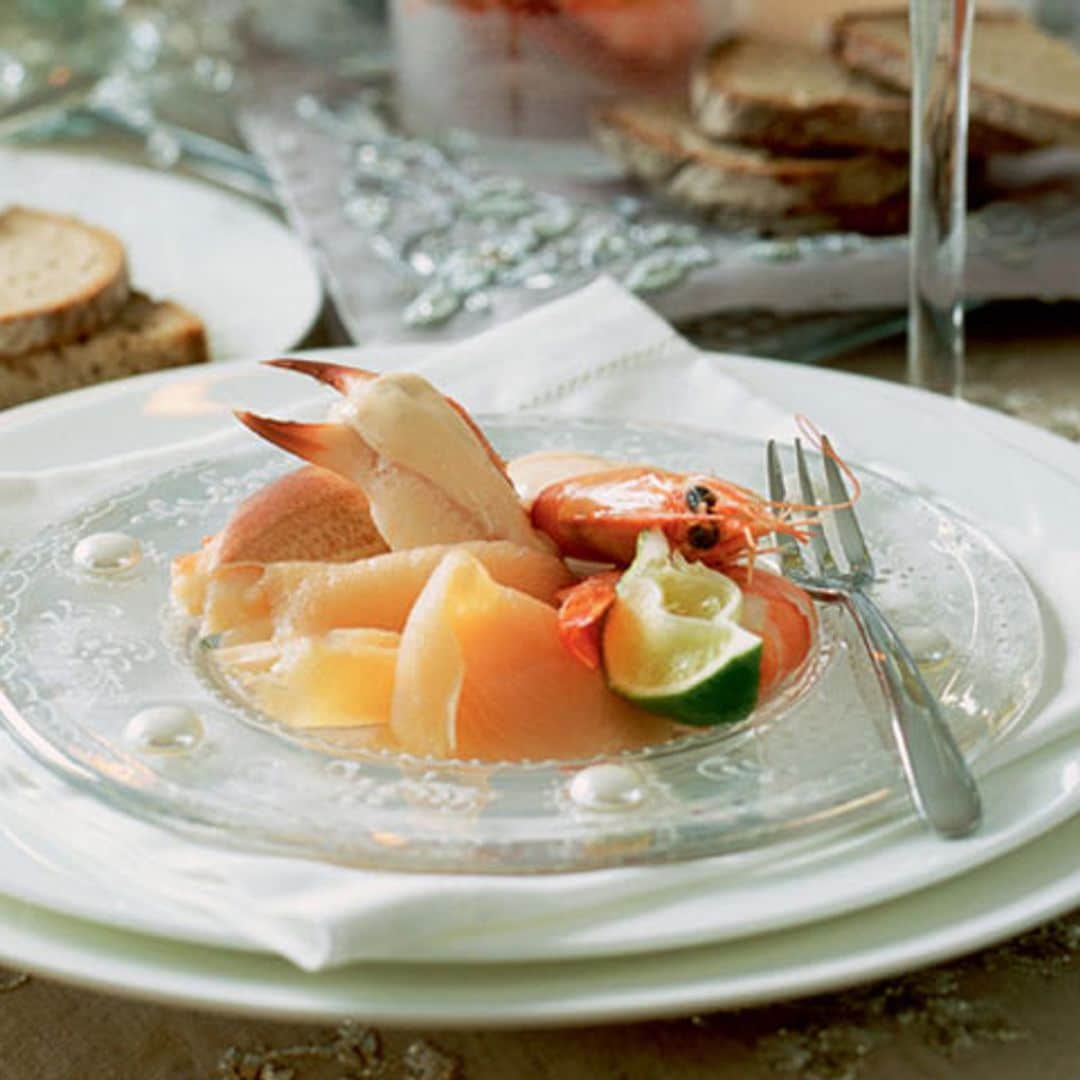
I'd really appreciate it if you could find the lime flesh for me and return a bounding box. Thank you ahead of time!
[602,531,762,727]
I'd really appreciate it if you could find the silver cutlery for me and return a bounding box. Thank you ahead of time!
[766,437,983,838]
[0,72,97,141]
[0,80,277,207]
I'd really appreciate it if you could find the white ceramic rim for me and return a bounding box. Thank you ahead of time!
[0,738,1074,1025]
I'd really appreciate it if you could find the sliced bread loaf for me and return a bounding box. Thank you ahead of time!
[692,35,1029,155]
[0,291,208,411]
[834,9,1080,149]
[0,206,131,358]
[594,101,910,234]
[692,37,911,153]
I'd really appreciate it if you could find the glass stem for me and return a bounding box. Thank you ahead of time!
[908,0,974,396]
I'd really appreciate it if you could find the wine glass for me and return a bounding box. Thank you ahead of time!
[908,0,974,396]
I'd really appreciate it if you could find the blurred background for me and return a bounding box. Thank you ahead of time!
[0,0,1077,371]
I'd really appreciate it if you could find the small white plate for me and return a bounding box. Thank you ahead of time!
[0,149,322,360]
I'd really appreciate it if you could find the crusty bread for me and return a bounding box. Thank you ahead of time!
[0,206,131,358]
[693,37,911,153]
[594,101,910,234]
[834,9,1080,149]
[695,35,1032,156]
[0,291,208,410]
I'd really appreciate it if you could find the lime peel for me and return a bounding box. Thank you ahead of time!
[603,530,763,727]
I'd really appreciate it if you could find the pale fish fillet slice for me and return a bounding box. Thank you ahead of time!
[215,628,399,730]
[200,540,575,645]
[390,554,466,760]
[391,549,676,762]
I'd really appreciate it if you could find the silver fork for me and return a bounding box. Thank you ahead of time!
[766,437,982,838]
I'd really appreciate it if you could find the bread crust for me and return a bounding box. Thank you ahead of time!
[833,9,1079,150]
[0,292,208,411]
[692,38,911,154]
[594,102,909,233]
[0,206,132,357]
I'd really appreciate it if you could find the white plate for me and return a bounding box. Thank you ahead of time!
[0,149,322,359]
[0,347,1078,978]
[0,739,1075,1025]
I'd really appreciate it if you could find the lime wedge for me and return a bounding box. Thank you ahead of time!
[602,530,762,727]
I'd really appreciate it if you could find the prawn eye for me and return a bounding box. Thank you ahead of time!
[685,484,718,513]
[687,523,719,550]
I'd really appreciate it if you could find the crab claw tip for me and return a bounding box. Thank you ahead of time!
[263,358,376,396]
[234,410,331,463]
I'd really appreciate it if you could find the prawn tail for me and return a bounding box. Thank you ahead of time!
[555,571,622,669]
[794,416,862,508]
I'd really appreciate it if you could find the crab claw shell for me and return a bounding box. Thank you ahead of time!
[263,358,376,396]
[234,412,375,477]
[266,358,508,475]
[237,371,551,553]
[235,408,491,549]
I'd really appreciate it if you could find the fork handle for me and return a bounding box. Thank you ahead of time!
[844,591,983,838]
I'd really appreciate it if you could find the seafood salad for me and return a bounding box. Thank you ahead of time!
[171,361,818,763]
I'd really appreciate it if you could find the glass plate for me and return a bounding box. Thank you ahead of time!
[0,418,1043,872]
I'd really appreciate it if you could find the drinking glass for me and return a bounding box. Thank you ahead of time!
[908,0,974,396]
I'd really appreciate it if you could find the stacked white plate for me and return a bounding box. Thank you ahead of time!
[1,349,1078,1023]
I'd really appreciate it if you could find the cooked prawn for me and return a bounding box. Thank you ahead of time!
[531,465,813,571]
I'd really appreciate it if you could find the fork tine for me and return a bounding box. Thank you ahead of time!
[765,439,787,503]
[821,435,874,576]
[795,439,837,575]
[766,440,805,572]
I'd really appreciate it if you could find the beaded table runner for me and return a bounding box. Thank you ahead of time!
[236,53,1080,350]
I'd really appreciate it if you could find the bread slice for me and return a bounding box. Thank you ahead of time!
[594,101,910,234]
[692,37,911,153]
[695,35,1033,156]
[834,9,1080,149]
[0,291,208,410]
[0,206,131,358]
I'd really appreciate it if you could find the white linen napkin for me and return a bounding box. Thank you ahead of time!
[0,278,1076,970]
[0,278,786,538]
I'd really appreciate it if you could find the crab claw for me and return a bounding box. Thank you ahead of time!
[234,411,374,477]
[267,359,508,476]
[235,369,552,554]
[263,358,376,396]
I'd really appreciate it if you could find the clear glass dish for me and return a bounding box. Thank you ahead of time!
[0,417,1043,872]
